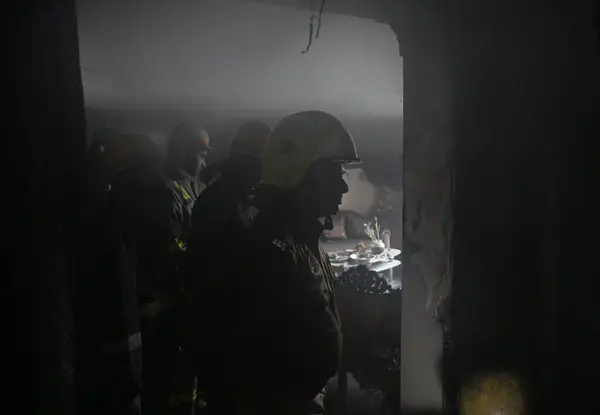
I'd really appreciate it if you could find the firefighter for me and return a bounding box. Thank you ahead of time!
[182,119,270,412]
[186,119,271,260]
[190,111,359,415]
[165,121,212,253]
[221,119,271,187]
[458,372,526,415]
[154,121,211,415]
[78,133,164,415]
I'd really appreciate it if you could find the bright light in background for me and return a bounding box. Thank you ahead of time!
[77,0,402,116]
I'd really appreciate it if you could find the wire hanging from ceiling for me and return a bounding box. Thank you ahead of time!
[302,0,326,54]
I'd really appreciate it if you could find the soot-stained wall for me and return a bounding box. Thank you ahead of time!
[386,0,600,412]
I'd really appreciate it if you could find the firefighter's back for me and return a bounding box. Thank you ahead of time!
[210,208,342,402]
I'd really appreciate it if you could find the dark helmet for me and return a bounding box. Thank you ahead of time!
[167,121,211,158]
[102,133,160,179]
[262,111,360,188]
[229,120,272,158]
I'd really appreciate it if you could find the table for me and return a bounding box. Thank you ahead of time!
[369,259,401,273]
[330,249,402,289]
[329,249,401,271]
[331,249,402,412]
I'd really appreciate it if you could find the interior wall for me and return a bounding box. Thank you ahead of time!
[384,2,454,410]
[447,6,600,412]
[386,1,600,413]
[77,0,403,117]
[398,56,451,412]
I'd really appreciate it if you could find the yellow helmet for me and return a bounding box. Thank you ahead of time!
[229,120,272,158]
[459,372,526,415]
[261,111,360,188]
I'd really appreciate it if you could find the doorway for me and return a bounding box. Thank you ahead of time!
[78,0,406,413]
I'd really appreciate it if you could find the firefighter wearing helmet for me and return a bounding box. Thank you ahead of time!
[165,121,212,253]
[199,119,272,189]
[180,120,272,411]
[187,119,272,251]
[189,111,359,415]
[79,133,166,415]
[157,121,212,415]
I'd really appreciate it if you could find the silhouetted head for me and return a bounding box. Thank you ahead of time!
[223,119,272,189]
[167,121,211,177]
[102,133,165,218]
[102,133,161,181]
[260,111,360,219]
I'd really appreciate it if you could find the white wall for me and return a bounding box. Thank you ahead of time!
[77,0,402,116]
[340,168,378,216]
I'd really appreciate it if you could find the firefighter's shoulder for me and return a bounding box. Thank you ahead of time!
[244,219,293,257]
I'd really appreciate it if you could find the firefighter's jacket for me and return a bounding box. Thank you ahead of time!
[154,166,199,410]
[165,165,197,254]
[189,198,342,403]
[114,165,178,305]
[130,164,197,304]
[78,169,151,415]
[184,174,256,290]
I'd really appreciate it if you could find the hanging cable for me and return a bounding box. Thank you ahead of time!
[302,0,326,54]
[316,0,326,38]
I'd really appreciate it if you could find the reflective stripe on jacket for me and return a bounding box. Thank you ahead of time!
[169,172,197,253]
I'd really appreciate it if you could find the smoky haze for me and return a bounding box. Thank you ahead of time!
[77,0,403,116]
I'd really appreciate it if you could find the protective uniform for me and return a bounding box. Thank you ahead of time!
[166,165,198,253]
[186,119,271,256]
[84,131,189,415]
[181,120,270,412]
[159,123,212,415]
[165,122,211,253]
[149,180,197,415]
[458,373,526,415]
[77,134,163,415]
[196,119,271,190]
[189,111,359,415]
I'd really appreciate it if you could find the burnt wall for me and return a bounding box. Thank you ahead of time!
[447,5,599,412]
[388,0,600,412]
[388,1,453,409]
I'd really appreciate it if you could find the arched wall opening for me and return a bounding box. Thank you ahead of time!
[77,1,409,413]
